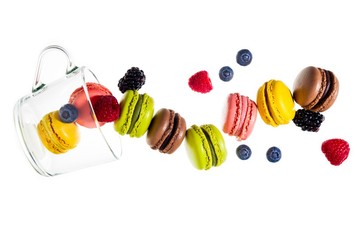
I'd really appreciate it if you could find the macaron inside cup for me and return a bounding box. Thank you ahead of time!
[69,82,113,128]
[114,90,154,138]
[256,80,295,127]
[185,124,227,170]
[223,93,257,141]
[146,108,187,154]
[37,110,80,154]
[293,66,339,112]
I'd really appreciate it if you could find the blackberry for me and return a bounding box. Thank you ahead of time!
[118,67,146,93]
[293,109,325,132]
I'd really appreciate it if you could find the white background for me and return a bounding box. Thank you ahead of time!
[1,0,359,239]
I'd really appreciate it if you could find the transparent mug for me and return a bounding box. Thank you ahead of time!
[14,45,122,176]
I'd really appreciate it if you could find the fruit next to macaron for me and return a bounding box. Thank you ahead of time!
[118,67,146,93]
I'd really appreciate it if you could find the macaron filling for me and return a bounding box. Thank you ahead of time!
[312,69,333,110]
[201,128,217,166]
[264,82,277,124]
[159,111,178,151]
[230,93,242,135]
[127,94,143,134]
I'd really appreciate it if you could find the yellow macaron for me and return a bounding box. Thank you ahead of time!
[256,80,295,127]
[37,111,80,154]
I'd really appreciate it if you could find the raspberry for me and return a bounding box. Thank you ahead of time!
[293,109,325,132]
[188,70,213,93]
[92,95,120,122]
[118,67,146,93]
[321,138,350,166]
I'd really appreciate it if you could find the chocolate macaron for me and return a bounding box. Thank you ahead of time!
[293,66,339,112]
[146,108,186,154]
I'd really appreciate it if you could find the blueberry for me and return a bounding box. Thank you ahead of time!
[59,104,78,123]
[219,66,234,82]
[236,144,252,160]
[266,146,281,163]
[236,49,252,66]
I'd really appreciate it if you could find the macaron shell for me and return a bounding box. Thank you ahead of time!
[223,93,242,135]
[311,69,339,112]
[238,99,257,140]
[164,113,186,154]
[114,90,139,135]
[201,124,227,167]
[256,83,277,127]
[293,66,322,108]
[234,95,248,137]
[185,125,212,170]
[37,111,80,154]
[129,93,154,138]
[69,82,112,128]
[146,108,172,149]
[268,80,295,125]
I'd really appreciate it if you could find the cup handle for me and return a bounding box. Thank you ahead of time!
[32,45,77,93]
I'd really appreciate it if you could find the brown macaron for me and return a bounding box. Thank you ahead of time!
[146,108,186,154]
[293,66,339,112]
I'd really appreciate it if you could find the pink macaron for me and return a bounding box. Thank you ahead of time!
[69,82,113,128]
[223,93,257,141]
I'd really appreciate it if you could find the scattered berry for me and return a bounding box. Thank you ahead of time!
[293,109,325,132]
[236,49,252,66]
[92,95,120,122]
[59,104,78,123]
[188,70,213,93]
[219,66,234,82]
[266,146,281,163]
[236,144,252,160]
[321,138,350,166]
[118,67,146,93]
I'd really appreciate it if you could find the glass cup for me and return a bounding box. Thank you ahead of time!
[14,45,122,176]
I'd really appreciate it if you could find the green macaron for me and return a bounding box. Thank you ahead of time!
[114,90,154,138]
[185,124,227,170]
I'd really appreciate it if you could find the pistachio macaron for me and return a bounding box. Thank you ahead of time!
[114,90,154,138]
[185,124,227,170]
